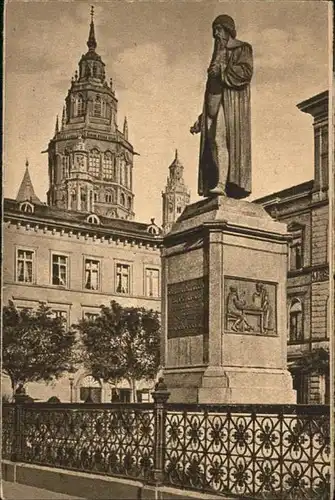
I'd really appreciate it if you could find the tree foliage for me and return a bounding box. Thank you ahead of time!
[75,301,160,401]
[3,301,77,393]
[295,347,329,375]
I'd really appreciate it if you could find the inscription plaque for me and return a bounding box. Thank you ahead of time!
[168,277,205,339]
[225,277,277,336]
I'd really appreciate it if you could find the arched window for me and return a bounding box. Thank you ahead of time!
[77,94,84,116]
[119,159,125,185]
[289,298,303,342]
[93,191,98,202]
[128,196,132,209]
[288,223,304,270]
[103,152,114,180]
[124,165,129,188]
[20,201,34,213]
[79,375,101,403]
[92,64,97,78]
[120,193,125,206]
[89,149,100,178]
[93,95,102,117]
[86,214,100,225]
[105,193,113,204]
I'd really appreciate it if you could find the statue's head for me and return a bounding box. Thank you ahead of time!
[212,15,236,40]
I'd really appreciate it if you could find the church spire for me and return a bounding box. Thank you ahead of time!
[87,6,97,52]
[55,115,59,135]
[123,116,128,140]
[16,160,41,204]
[162,150,190,234]
[61,106,66,130]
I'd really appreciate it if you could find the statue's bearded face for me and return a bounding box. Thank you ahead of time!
[212,24,230,42]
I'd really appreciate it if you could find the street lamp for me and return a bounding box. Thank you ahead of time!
[69,376,74,403]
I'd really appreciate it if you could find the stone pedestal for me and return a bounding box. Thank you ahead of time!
[161,196,296,404]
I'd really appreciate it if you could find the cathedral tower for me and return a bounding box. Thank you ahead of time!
[162,150,190,233]
[46,7,135,219]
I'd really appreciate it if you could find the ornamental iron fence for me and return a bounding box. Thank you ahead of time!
[2,381,330,500]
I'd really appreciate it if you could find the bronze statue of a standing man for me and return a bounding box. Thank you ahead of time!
[191,15,253,199]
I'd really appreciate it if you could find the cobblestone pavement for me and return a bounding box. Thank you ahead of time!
[2,481,85,500]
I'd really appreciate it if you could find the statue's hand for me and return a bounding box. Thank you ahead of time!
[208,63,220,77]
[190,117,201,135]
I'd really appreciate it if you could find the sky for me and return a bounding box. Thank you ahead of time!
[4,0,330,224]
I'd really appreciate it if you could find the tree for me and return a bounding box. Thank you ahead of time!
[295,347,329,375]
[75,301,160,402]
[3,301,77,395]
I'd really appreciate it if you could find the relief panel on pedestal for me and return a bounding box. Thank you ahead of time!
[225,277,277,336]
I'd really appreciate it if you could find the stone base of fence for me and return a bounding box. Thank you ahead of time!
[1,460,235,500]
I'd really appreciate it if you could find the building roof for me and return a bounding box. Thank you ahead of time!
[297,90,328,118]
[16,162,42,204]
[4,198,162,241]
[254,180,314,206]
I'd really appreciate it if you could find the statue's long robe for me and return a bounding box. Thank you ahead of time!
[198,38,253,199]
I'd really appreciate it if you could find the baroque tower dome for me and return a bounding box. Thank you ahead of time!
[46,7,135,220]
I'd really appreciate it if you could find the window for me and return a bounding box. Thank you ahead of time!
[147,225,159,235]
[320,374,330,404]
[103,152,114,180]
[52,254,68,286]
[105,193,113,203]
[84,259,100,290]
[84,312,99,320]
[86,214,100,225]
[124,165,128,187]
[120,193,125,206]
[93,95,102,117]
[139,390,150,403]
[62,155,69,178]
[289,298,303,342]
[116,263,130,294]
[177,206,182,214]
[51,310,68,326]
[19,202,34,213]
[145,268,160,297]
[16,249,34,283]
[52,310,67,319]
[326,296,330,339]
[289,228,303,270]
[89,149,100,178]
[93,192,98,202]
[292,372,309,404]
[77,94,84,116]
[119,389,131,403]
[320,126,328,188]
[79,375,101,403]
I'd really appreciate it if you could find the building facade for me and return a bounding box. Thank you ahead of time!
[3,196,162,403]
[256,90,330,404]
[2,11,162,404]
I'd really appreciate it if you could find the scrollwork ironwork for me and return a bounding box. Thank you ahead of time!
[19,405,155,481]
[164,406,330,499]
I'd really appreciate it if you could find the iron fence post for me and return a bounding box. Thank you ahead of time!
[151,377,170,485]
[11,396,24,462]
